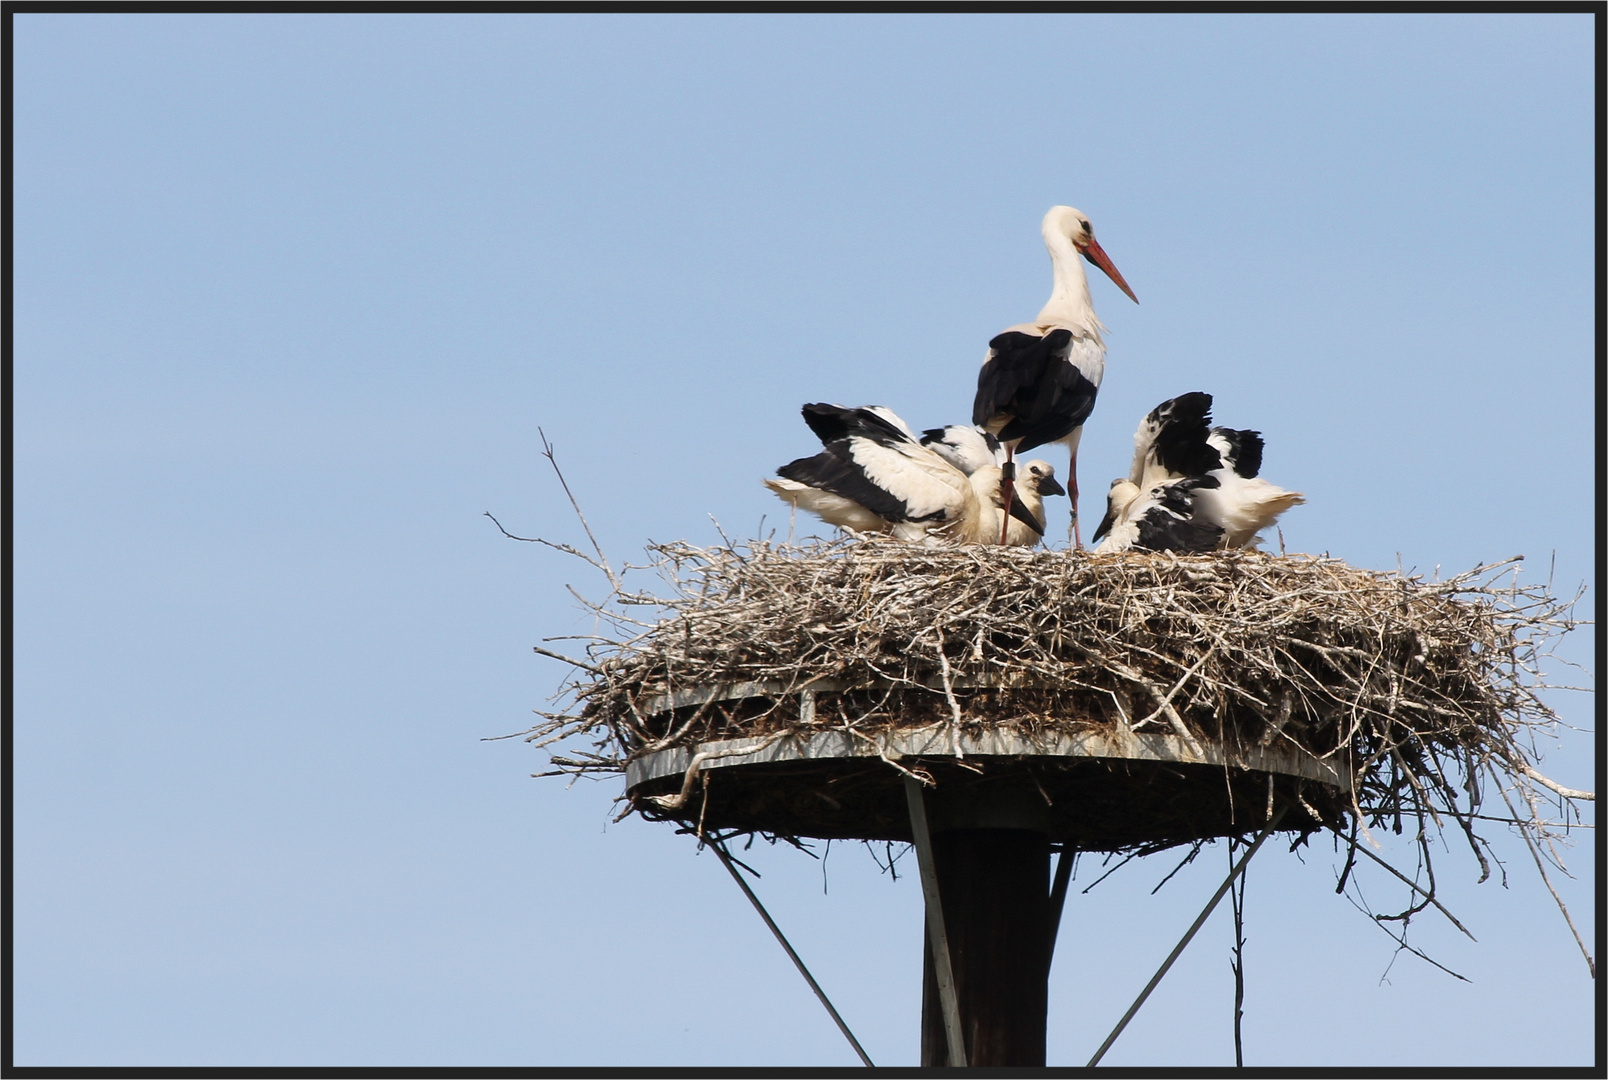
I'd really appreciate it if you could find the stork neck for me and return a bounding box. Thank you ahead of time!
[1036,231,1104,338]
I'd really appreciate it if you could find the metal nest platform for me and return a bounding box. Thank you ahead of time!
[625,680,1352,850]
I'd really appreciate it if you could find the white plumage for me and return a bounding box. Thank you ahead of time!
[766,404,1061,546]
[972,206,1139,546]
[1194,429,1306,548]
[1093,392,1304,554]
[920,424,1003,476]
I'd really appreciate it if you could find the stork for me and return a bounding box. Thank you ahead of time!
[973,206,1138,547]
[920,424,1003,476]
[1091,474,1226,554]
[994,459,1066,545]
[920,424,1065,544]
[1195,424,1306,549]
[765,404,1053,546]
[1091,392,1305,553]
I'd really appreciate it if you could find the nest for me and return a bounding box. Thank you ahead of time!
[524,536,1586,857]
[505,521,1596,970]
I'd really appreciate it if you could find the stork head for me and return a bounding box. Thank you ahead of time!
[1043,205,1139,304]
[996,460,1065,538]
[1091,478,1141,544]
[1021,460,1066,499]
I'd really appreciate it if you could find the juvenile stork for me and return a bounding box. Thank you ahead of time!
[995,459,1066,545]
[765,404,1053,545]
[920,424,1003,476]
[973,205,1138,547]
[1091,392,1305,553]
[1091,475,1226,554]
[920,424,1065,544]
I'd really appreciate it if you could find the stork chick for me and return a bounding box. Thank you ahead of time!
[765,405,1053,546]
[981,459,1066,547]
[1092,392,1304,554]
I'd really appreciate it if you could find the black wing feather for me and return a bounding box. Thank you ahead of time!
[1133,475,1223,552]
[1212,427,1264,478]
[973,329,1096,453]
[776,443,934,524]
[1135,510,1224,554]
[800,403,911,449]
[1146,393,1222,477]
[919,426,1001,453]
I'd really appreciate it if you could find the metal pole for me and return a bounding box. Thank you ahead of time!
[1087,805,1287,1067]
[904,776,968,1068]
[1046,848,1075,970]
[710,840,875,1067]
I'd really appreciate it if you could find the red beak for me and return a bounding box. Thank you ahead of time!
[1079,235,1139,304]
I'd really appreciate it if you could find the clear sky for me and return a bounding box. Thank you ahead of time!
[13,12,1596,1068]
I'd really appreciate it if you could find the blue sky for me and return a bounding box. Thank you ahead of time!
[13,12,1596,1067]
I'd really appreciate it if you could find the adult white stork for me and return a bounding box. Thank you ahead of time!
[1091,392,1305,553]
[765,404,1054,546]
[973,205,1139,547]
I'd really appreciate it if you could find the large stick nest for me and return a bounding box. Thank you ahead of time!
[525,539,1587,860]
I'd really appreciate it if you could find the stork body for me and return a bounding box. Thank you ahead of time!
[767,404,967,543]
[973,206,1137,547]
[920,424,1003,476]
[1194,427,1306,549]
[1093,475,1225,554]
[766,404,1058,546]
[1092,392,1304,553]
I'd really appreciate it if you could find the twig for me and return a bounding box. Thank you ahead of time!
[1088,806,1287,1066]
[1513,761,1594,802]
[1338,877,1470,984]
[538,428,622,594]
[1323,822,1476,942]
[531,644,604,675]
[1498,785,1596,978]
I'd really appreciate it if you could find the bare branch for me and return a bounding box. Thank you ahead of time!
[538,428,622,594]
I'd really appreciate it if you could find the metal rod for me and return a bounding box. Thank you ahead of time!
[904,776,968,1067]
[1046,848,1075,970]
[1087,806,1287,1067]
[710,840,875,1067]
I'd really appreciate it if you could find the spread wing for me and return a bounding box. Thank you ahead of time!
[1207,427,1265,479]
[800,403,914,447]
[1129,392,1221,488]
[777,437,969,525]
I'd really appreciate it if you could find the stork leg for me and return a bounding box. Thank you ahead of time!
[1069,448,1083,550]
[999,452,1016,546]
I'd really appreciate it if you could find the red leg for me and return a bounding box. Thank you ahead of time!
[1069,448,1083,550]
[998,448,1015,546]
